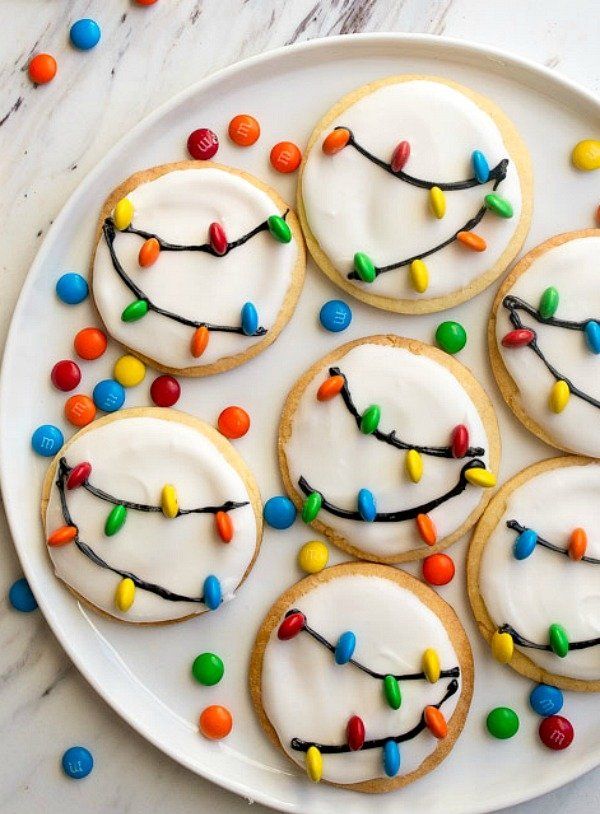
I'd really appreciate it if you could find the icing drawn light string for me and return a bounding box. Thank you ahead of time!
[47,458,249,610]
[502,294,600,412]
[497,623,600,654]
[507,519,600,565]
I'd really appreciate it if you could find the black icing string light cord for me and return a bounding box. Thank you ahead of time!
[503,295,596,333]
[498,624,600,653]
[507,520,600,565]
[329,366,485,459]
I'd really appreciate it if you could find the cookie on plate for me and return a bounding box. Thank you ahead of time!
[250,562,473,792]
[490,229,600,457]
[298,75,532,313]
[468,455,600,692]
[41,408,262,624]
[92,161,305,376]
[278,335,500,563]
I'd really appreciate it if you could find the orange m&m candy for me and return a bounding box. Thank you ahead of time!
[568,527,587,560]
[217,406,250,439]
[28,54,57,84]
[270,141,302,174]
[422,552,455,586]
[416,513,437,546]
[322,128,350,155]
[138,237,160,267]
[215,511,233,543]
[74,327,108,360]
[456,231,487,252]
[199,705,232,740]
[135,0,159,5]
[228,114,260,147]
[316,375,345,401]
[65,394,96,427]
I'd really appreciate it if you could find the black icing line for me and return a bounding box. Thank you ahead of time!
[330,366,485,459]
[507,520,600,565]
[503,295,595,333]
[503,296,600,410]
[290,679,459,754]
[297,458,485,523]
[498,623,600,653]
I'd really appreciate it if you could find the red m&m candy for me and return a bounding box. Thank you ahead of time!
[539,715,574,750]
[51,360,81,392]
[277,611,305,640]
[28,54,57,84]
[150,375,180,407]
[217,406,250,439]
[422,553,455,586]
[187,128,218,160]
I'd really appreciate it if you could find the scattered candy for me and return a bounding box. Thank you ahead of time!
[530,684,564,717]
[353,251,376,283]
[66,461,92,490]
[513,528,538,560]
[215,511,233,543]
[56,272,88,305]
[113,355,146,387]
[322,128,350,155]
[451,424,469,459]
[65,394,96,427]
[422,553,455,586]
[263,496,297,529]
[539,286,559,319]
[538,715,574,750]
[383,674,401,709]
[416,513,437,546]
[501,328,535,348]
[306,745,322,782]
[199,705,232,740]
[464,467,496,488]
[405,449,423,483]
[241,302,259,335]
[319,299,352,333]
[31,424,64,456]
[113,197,134,230]
[161,484,179,518]
[409,258,428,293]
[422,648,440,683]
[317,374,345,401]
[209,222,227,256]
[347,715,365,751]
[115,577,135,611]
[228,114,260,146]
[192,652,224,686]
[74,327,107,360]
[435,321,467,354]
[486,707,519,739]
[62,746,93,779]
[457,231,487,252]
[51,360,81,392]
[301,491,322,523]
[424,706,448,739]
[187,128,219,160]
[9,578,37,612]
[93,379,126,412]
[217,406,250,439]
[69,18,101,50]
[571,139,600,171]
[135,0,159,5]
[491,630,514,664]
[568,527,587,560]
[191,326,209,358]
[548,623,569,657]
[484,193,513,218]
[596,204,600,226]
[360,404,381,434]
[334,631,356,665]
[28,53,57,84]
[548,380,570,413]
[383,740,400,777]
[47,525,77,546]
[278,611,305,640]
[105,504,127,536]
[357,488,376,522]
[138,237,160,267]
[150,375,180,407]
[298,540,329,574]
[121,299,149,322]
[391,140,410,172]
[429,186,446,219]
[270,141,302,173]
[585,320,600,354]
[472,150,490,183]
[267,214,291,243]
[203,575,222,610]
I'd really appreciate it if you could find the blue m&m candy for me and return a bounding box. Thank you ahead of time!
[263,495,297,529]
[319,299,352,333]
[472,150,490,184]
[9,578,38,612]
[62,746,94,779]
[513,528,537,560]
[530,684,564,717]
[56,273,89,305]
[584,320,600,354]
[203,575,222,611]
[69,19,101,50]
[357,488,376,522]
[383,740,400,777]
[31,424,64,456]
[241,302,259,336]
[334,631,356,664]
[92,379,125,412]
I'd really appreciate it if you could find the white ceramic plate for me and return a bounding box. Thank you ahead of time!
[1,34,599,814]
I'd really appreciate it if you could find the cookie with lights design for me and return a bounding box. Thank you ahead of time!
[278,336,500,563]
[250,562,473,791]
[91,161,305,376]
[468,455,600,692]
[491,229,600,457]
[298,75,532,314]
[41,408,262,624]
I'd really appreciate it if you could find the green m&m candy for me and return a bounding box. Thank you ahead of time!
[121,299,149,323]
[486,706,520,739]
[360,404,381,434]
[549,623,569,657]
[435,321,467,355]
[105,504,127,536]
[267,215,292,244]
[383,675,401,710]
[353,252,376,283]
[302,491,322,523]
[484,193,513,218]
[192,652,224,686]
[539,286,559,320]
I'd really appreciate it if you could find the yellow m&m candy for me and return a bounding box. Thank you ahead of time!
[298,541,329,574]
[114,355,146,387]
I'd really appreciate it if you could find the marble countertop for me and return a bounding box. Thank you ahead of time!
[1,1,599,812]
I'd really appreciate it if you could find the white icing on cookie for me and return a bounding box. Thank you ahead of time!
[479,463,600,681]
[93,167,299,370]
[495,235,600,457]
[302,79,523,301]
[262,573,462,784]
[284,342,492,558]
[44,415,259,623]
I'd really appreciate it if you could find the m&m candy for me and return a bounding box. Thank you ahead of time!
[69,18,101,50]
[538,715,574,750]
[529,684,564,717]
[319,299,352,333]
[135,0,159,4]
[113,355,146,387]
[9,577,38,612]
[51,360,81,392]
[150,375,180,407]
[435,321,467,355]
[31,424,64,456]
[92,380,125,413]
[263,495,296,529]
[192,652,224,686]
[270,141,302,173]
[199,705,232,740]
[486,707,519,739]
[74,327,107,360]
[217,406,250,439]
[61,746,94,779]
[187,128,218,160]
[422,553,455,586]
[28,53,57,84]
[228,114,260,146]
[65,394,96,427]
[56,273,88,305]
[298,541,329,574]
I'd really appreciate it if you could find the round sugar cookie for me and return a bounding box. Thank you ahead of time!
[490,229,600,457]
[91,161,305,376]
[249,562,473,792]
[41,408,262,624]
[278,336,500,563]
[298,75,532,314]
[468,455,600,691]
